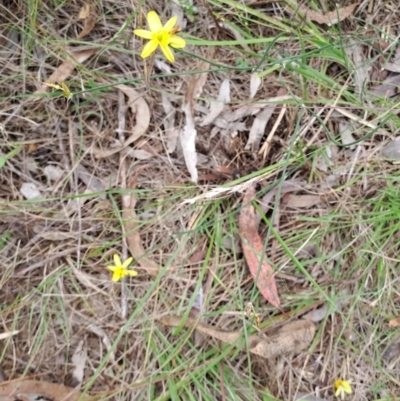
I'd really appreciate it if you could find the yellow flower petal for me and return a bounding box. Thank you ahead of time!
[164,16,177,32]
[169,35,186,49]
[107,266,117,272]
[342,382,352,394]
[334,379,352,399]
[113,254,122,266]
[147,11,162,32]
[112,271,121,282]
[122,257,133,269]
[160,43,174,62]
[141,39,159,58]
[126,270,138,277]
[134,29,153,39]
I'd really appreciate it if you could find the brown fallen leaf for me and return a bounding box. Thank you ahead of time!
[77,0,97,39]
[239,185,281,309]
[184,60,211,114]
[122,175,159,277]
[159,315,315,359]
[181,60,210,183]
[94,85,150,158]
[287,1,359,25]
[0,379,93,401]
[35,48,98,94]
[389,316,400,328]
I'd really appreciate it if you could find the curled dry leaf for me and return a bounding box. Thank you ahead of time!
[239,184,281,309]
[382,341,400,363]
[250,73,262,99]
[245,106,275,151]
[347,39,369,95]
[287,1,359,25]
[159,315,315,359]
[69,340,87,388]
[181,60,211,182]
[35,48,98,94]
[339,120,356,149]
[181,101,198,182]
[389,316,400,328]
[184,60,210,110]
[117,85,150,144]
[200,78,230,126]
[77,0,97,39]
[301,303,329,323]
[75,163,106,198]
[382,140,400,161]
[122,176,159,277]
[95,85,150,158]
[0,380,91,401]
[20,182,42,199]
[161,93,179,153]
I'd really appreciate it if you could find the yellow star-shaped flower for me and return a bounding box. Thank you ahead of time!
[133,11,186,63]
[107,254,138,282]
[334,379,352,400]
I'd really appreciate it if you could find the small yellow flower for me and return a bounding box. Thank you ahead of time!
[43,82,72,99]
[133,11,186,63]
[334,379,352,399]
[107,254,138,282]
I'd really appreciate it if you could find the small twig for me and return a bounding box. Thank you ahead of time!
[259,105,286,159]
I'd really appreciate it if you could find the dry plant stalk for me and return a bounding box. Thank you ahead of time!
[159,316,315,359]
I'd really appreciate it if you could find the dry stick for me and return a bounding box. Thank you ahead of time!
[259,105,286,159]
[117,89,129,319]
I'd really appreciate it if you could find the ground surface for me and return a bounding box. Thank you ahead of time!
[1,0,400,400]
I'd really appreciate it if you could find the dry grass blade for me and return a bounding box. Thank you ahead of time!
[35,48,98,93]
[122,176,159,277]
[159,316,315,359]
[239,184,281,309]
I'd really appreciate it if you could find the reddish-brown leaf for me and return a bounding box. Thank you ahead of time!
[239,185,281,309]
